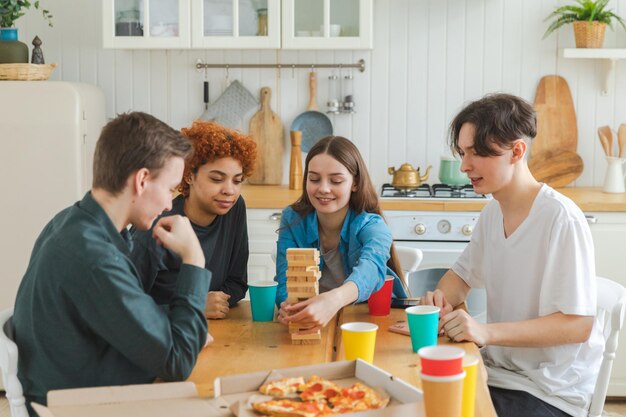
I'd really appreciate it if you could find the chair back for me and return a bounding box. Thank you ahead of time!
[589,277,626,417]
[0,308,28,417]
[394,246,423,275]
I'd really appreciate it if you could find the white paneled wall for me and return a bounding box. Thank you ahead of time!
[14,0,626,187]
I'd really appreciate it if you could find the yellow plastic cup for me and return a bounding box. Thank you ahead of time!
[341,322,378,363]
[461,354,479,417]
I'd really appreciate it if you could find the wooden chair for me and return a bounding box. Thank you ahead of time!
[589,277,626,417]
[0,307,28,417]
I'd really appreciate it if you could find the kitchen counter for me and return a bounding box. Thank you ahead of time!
[241,185,626,212]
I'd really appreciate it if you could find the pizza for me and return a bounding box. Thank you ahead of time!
[252,376,389,416]
[329,382,389,413]
[298,375,341,402]
[251,398,335,417]
[259,377,306,397]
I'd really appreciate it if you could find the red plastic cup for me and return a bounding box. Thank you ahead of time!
[367,276,394,316]
[418,345,465,377]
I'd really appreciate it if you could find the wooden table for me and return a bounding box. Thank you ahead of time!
[187,302,497,417]
[337,304,497,417]
[187,302,336,397]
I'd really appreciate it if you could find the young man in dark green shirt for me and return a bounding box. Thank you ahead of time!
[12,112,212,412]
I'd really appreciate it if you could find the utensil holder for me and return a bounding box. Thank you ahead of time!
[289,130,303,190]
[602,156,626,194]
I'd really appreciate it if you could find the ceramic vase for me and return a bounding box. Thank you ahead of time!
[0,28,29,64]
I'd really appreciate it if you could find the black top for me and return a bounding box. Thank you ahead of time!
[13,192,209,409]
[130,194,249,307]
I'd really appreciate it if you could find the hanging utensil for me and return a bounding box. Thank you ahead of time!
[598,126,612,157]
[203,81,209,110]
[618,124,626,158]
[291,71,333,153]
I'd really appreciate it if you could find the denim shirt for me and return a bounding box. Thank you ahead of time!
[275,206,407,305]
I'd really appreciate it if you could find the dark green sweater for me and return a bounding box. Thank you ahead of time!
[130,194,249,307]
[13,192,210,410]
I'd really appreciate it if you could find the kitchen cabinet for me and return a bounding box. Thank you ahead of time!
[103,0,371,50]
[246,209,282,281]
[586,211,626,396]
[103,0,280,49]
[282,0,373,49]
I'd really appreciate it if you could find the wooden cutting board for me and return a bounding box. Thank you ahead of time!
[528,150,584,188]
[248,87,284,185]
[531,75,578,155]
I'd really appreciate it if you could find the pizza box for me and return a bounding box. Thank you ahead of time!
[31,382,231,417]
[214,359,426,417]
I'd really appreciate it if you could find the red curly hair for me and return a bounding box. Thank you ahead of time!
[178,121,257,197]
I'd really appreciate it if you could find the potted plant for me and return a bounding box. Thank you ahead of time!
[0,0,52,28]
[543,0,626,48]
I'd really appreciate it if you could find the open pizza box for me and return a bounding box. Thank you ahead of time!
[31,360,425,417]
[31,382,231,417]
[214,359,426,416]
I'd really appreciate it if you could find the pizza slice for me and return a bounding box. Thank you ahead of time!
[329,382,389,413]
[298,375,341,402]
[251,398,334,417]
[259,377,306,397]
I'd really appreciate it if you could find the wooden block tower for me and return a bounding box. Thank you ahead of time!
[286,248,321,344]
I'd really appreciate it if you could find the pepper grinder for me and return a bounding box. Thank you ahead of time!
[289,130,303,190]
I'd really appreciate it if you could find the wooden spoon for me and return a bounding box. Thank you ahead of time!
[598,126,613,157]
[618,124,626,158]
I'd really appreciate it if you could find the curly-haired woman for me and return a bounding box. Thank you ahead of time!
[130,121,257,319]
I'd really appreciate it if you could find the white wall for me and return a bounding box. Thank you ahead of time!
[14,0,626,187]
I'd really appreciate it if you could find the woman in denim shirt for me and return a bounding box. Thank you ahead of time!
[275,136,408,332]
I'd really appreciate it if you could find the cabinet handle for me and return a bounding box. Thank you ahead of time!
[269,213,282,221]
[585,215,597,224]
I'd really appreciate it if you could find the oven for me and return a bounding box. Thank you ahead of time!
[382,184,488,322]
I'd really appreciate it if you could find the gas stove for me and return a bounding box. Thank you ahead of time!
[380,183,489,200]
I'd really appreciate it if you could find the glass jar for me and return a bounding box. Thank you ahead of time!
[257,8,268,36]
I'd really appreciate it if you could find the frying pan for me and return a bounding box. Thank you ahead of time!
[291,72,333,152]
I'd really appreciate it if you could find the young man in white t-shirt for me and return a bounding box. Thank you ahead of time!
[422,94,604,417]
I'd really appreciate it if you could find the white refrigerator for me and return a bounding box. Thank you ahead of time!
[0,81,106,313]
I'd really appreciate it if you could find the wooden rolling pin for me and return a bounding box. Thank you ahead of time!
[289,130,303,190]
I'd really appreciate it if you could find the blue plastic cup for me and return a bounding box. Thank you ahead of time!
[248,281,278,322]
[406,305,440,352]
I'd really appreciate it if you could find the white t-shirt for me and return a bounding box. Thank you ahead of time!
[452,184,604,416]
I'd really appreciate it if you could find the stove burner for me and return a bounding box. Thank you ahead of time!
[381,183,487,199]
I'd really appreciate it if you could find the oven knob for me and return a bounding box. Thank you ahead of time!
[414,224,426,235]
[462,224,473,236]
[437,220,451,234]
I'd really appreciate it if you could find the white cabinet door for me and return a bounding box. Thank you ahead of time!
[191,0,281,49]
[587,212,626,396]
[247,253,276,282]
[247,208,283,254]
[282,0,373,49]
[103,0,191,48]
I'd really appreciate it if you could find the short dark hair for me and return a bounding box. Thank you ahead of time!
[93,112,192,194]
[449,93,537,157]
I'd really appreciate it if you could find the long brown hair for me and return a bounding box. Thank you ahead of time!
[291,136,406,289]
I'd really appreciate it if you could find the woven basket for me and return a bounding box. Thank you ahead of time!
[573,21,606,48]
[0,63,57,81]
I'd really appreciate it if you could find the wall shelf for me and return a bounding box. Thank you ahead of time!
[562,48,626,95]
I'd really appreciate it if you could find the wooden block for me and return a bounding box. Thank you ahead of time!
[286,266,321,279]
[291,338,321,345]
[286,275,319,283]
[286,281,318,290]
[291,332,321,340]
[286,259,320,267]
[286,248,320,264]
[287,248,319,257]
